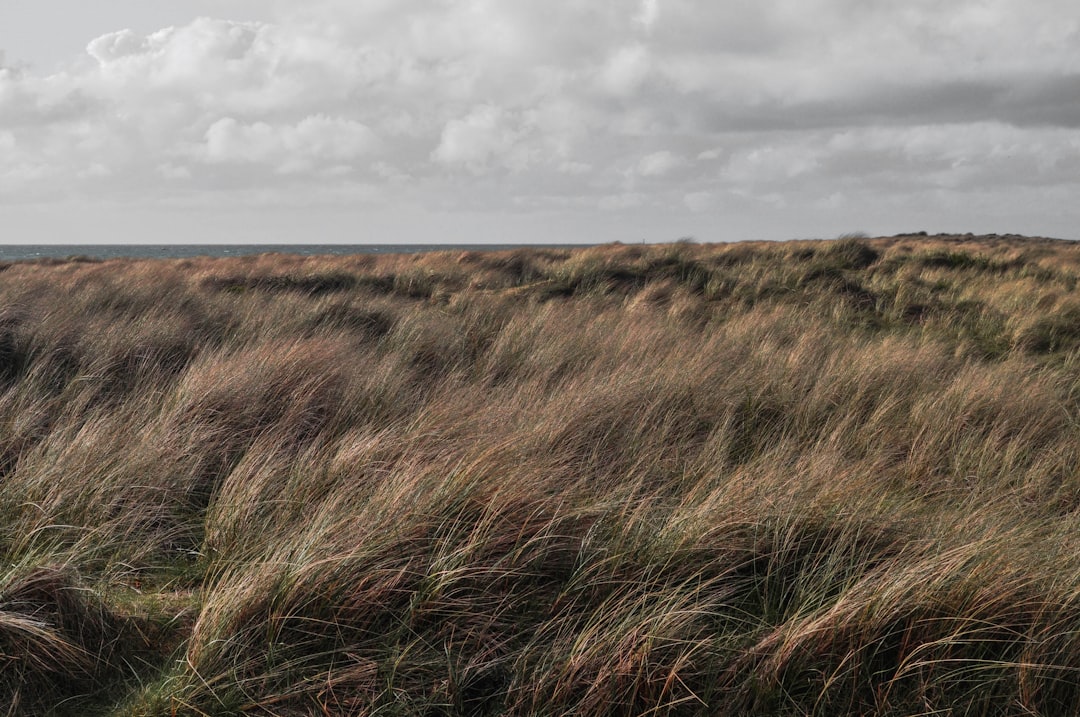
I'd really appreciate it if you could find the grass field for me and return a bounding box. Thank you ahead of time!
[2,234,1080,715]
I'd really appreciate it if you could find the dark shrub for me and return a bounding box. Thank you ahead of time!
[823,237,879,270]
[1016,304,1080,354]
[205,273,357,296]
[305,305,396,340]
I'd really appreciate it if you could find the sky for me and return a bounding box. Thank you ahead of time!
[2,1,1080,244]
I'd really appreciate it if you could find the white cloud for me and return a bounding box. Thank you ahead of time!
[723,144,823,185]
[635,0,660,31]
[432,105,527,172]
[202,115,377,171]
[636,150,686,177]
[683,191,715,212]
[5,1,1080,241]
[157,163,192,180]
[0,161,54,195]
[598,44,653,96]
[598,192,647,211]
[559,161,592,175]
[86,29,152,63]
[78,163,112,179]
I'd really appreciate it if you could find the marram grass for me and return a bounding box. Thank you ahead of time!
[2,234,1080,715]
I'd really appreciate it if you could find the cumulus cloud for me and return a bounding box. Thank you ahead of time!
[598,45,654,97]
[432,105,525,172]
[202,115,377,171]
[86,29,153,63]
[4,0,1080,240]
[636,151,686,177]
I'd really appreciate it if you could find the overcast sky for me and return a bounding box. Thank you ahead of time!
[2,1,1079,244]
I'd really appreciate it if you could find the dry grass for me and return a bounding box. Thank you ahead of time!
[1,233,1080,715]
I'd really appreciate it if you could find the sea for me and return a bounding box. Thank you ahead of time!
[0,244,587,262]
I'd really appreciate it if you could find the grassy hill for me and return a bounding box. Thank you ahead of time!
[2,234,1080,715]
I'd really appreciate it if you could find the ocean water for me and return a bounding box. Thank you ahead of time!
[0,244,583,262]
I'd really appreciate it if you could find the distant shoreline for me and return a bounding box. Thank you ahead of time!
[2,233,1074,262]
[0,243,599,262]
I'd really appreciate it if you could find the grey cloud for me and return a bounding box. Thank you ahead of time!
[795,76,1080,131]
[0,67,102,128]
[996,74,1080,127]
[4,1,1080,241]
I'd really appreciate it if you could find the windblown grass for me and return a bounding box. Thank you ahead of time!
[2,233,1080,715]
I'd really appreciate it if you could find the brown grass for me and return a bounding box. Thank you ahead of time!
[1,233,1079,715]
